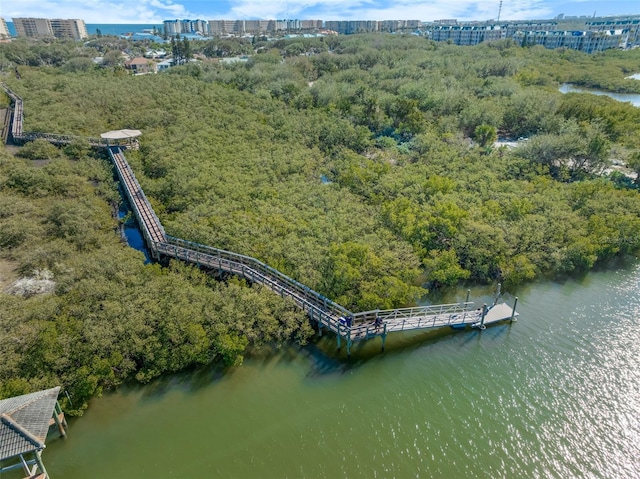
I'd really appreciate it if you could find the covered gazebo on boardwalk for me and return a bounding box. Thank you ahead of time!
[100,129,142,149]
[0,386,67,479]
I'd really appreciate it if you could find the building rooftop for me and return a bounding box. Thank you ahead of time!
[0,386,60,461]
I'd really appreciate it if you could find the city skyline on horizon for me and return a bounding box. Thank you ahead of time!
[4,1,639,24]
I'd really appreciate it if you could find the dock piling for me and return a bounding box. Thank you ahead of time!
[494,283,501,306]
[479,303,487,330]
[381,323,387,352]
[510,297,518,323]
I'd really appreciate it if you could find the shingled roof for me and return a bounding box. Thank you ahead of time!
[0,386,60,461]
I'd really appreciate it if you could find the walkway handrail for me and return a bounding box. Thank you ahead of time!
[108,147,166,245]
[18,131,106,146]
[2,82,23,139]
[163,236,353,319]
[2,83,105,146]
[353,302,476,322]
[155,242,349,334]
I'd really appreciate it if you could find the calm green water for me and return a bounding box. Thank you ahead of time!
[559,83,640,107]
[37,259,640,478]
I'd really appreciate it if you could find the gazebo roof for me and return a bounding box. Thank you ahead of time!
[0,387,60,461]
[100,129,142,140]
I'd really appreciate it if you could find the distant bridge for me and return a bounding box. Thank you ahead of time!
[2,83,518,356]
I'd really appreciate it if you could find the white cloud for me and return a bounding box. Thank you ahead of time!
[4,0,198,23]
[2,0,636,23]
[225,0,553,22]
[228,0,357,20]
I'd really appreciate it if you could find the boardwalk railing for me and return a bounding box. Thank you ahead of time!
[108,147,167,249]
[2,82,519,356]
[17,131,106,146]
[354,303,475,322]
[162,236,351,318]
[156,239,353,337]
[2,83,23,139]
[2,83,119,147]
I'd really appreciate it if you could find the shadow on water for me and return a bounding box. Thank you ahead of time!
[96,317,518,412]
[302,318,517,376]
[118,343,339,402]
[116,361,232,403]
[132,342,318,400]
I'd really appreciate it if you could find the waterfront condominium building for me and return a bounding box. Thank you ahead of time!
[0,18,9,39]
[300,20,323,31]
[428,24,505,45]
[325,20,380,34]
[587,18,640,46]
[243,20,275,34]
[208,19,322,35]
[514,29,628,53]
[13,18,52,38]
[208,19,246,35]
[164,19,210,37]
[51,19,88,39]
[13,18,88,39]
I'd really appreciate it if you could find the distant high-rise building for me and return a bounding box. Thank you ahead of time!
[0,17,9,39]
[300,20,323,31]
[428,24,505,45]
[13,18,87,39]
[514,29,628,53]
[163,20,181,36]
[51,19,88,39]
[243,20,273,33]
[164,19,210,37]
[208,19,245,35]
[325,20,379,34]
[379,20,421,32]
[276,19,302,31]
[13,18,53,38]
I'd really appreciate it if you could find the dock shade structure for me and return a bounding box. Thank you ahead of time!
[0,386,68,479]
[100,128,142,148]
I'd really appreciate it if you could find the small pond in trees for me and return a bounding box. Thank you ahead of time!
[118,203,151,263]
[559,83,640,107]
[320,174,332,184]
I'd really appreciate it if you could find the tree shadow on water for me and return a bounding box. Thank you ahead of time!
[122,321,516,403]
[132,362,231,402]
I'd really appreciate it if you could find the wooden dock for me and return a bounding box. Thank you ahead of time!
[2,83,521,356]
[472,302,519,329]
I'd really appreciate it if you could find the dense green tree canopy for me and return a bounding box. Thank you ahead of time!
[1,35,639,412]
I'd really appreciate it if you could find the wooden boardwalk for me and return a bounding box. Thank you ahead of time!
[2,84,519,356]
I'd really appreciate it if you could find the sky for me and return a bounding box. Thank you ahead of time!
[4,1,639,24]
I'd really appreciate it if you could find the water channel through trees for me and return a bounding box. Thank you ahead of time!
[559,82,640,107]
